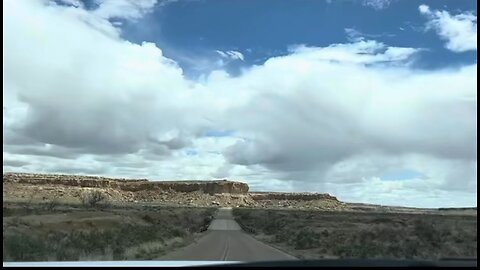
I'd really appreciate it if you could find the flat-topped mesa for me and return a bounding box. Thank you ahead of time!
[3,173,249,195]
[249,192,338,201]
[3,172,149,183]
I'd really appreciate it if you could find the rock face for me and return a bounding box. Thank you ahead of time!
[249,192,338,201]
[3,172,344,210]
[3,173,249,194]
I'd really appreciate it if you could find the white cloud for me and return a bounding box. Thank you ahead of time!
[362,0,393,10]
[4,0,206,156]
[57,0,84,8]
[216,50,245,61]
[419,5,477,52]
[345,27,396,42]
[288,40,420,64]
[328,0,393,10]
[3,0,477,208]
[418,4,430,14]
[344,28,365,42]
[93,0,158,21]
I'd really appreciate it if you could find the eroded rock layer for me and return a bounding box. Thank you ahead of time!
[3,172,345,210]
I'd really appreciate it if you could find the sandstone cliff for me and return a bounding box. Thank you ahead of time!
[249,192,338,201]
[3,172,344,210]
[3,172,249,194]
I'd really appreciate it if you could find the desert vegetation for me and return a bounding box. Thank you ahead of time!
[233,208,477,260]
[3,201,216,261]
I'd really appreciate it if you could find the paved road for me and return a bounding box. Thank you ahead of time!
[159,208,298,261]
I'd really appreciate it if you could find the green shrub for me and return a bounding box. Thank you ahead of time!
[45,197,59,212]
[80,190,108,208]
[142,214,154,223]
[3,234,46,261]
[413,219,440,245]
[294,229,319,249]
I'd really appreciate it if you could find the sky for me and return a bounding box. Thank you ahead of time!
[3,0,477,208]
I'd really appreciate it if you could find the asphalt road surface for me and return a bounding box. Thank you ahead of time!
[159,208,298,261]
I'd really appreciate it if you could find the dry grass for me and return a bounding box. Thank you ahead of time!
[80,190,109,208]
[3,202,216,262]
[233,208,477,260]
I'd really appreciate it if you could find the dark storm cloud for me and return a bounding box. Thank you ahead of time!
[2,159,29,167]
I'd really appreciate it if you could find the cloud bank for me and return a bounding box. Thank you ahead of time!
[3,0,477,207]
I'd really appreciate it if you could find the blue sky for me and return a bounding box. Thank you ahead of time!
[4,0,477,207]
[114,0,476,185]
[380,169,426,181]
[114,0,477,77]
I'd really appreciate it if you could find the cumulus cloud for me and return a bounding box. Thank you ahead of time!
[208,42,475,206]
[219,60,476,167]
[4,0,216,158]
[3,0,477,207]
[419,4,477,52]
